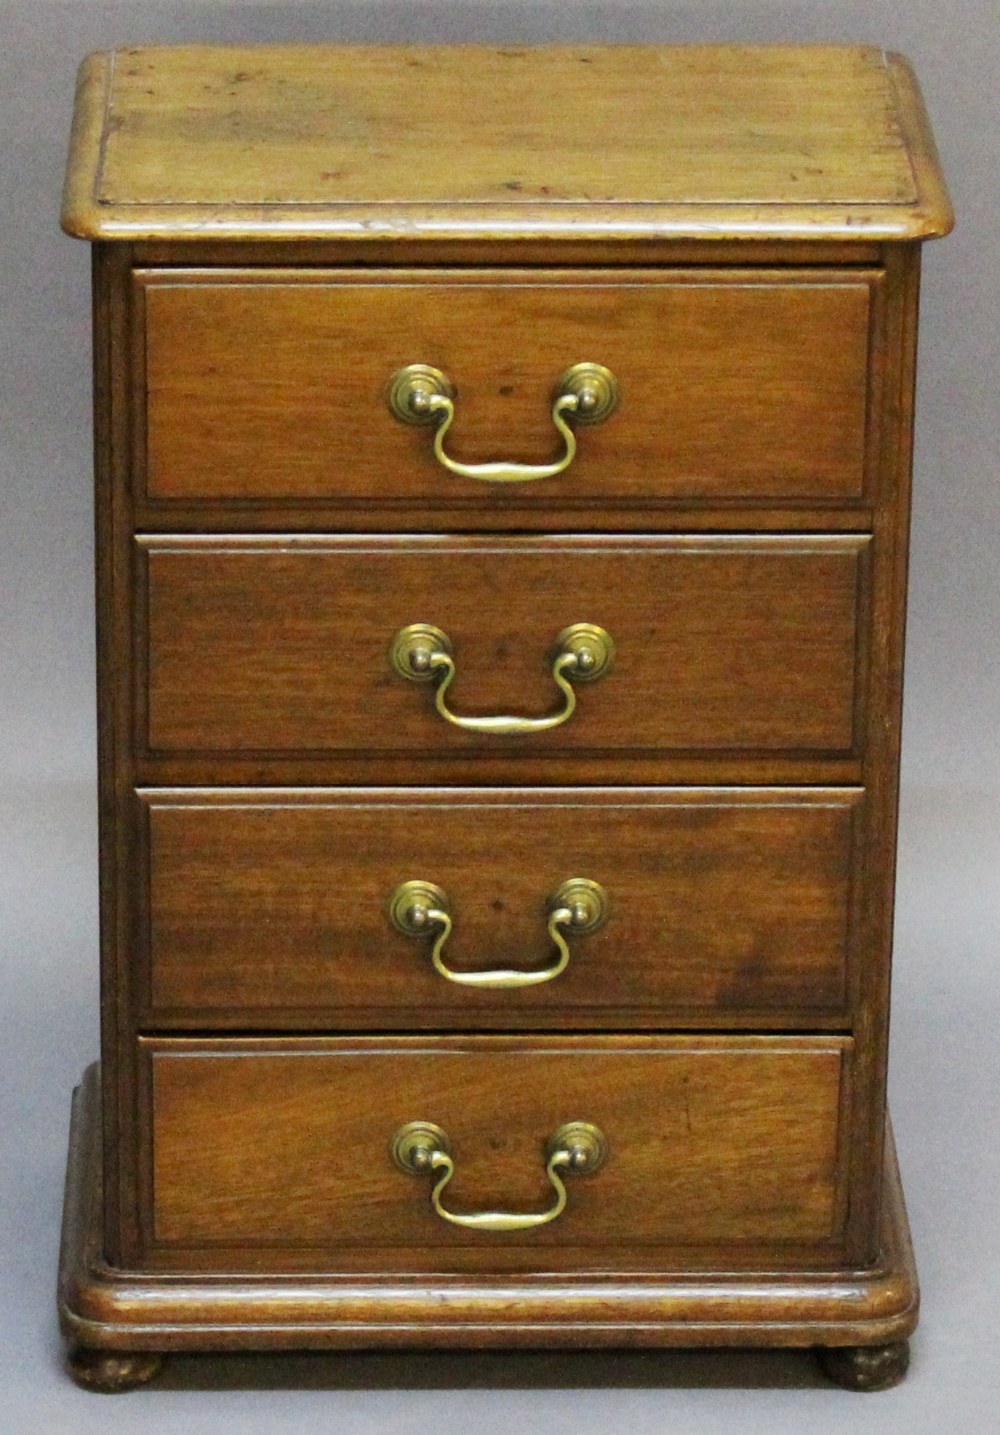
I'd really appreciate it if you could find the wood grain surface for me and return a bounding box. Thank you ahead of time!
[140,534,870,760]
[61,46,953,241]
[144,1036,850,1259]
[59,38,951,1362]
[138,269,874,505]
[140,787,862,1027]
[60,1065,920,1345]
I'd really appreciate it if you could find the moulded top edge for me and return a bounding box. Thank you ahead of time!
[61,45,954,245]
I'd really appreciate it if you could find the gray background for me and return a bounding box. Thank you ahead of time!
[2,2,996,1430]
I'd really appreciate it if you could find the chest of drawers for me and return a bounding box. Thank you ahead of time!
[57,42,951,1393]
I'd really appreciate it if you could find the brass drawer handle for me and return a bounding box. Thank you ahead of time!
[389,621,614,735]
[391,1120,608,1231]
[388,877,609,989]
[387,362,619,483]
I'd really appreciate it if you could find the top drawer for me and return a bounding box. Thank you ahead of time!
[136,269,878,510]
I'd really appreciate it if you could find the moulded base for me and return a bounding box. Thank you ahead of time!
[59,1064,918,1385]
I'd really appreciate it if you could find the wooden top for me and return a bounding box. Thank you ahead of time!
[62,44,953,244]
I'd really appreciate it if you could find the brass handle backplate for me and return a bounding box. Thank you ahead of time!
[389,621,614,735]
[387,362,619,483]
[391,1119,608,1231]
[388,876,609,989]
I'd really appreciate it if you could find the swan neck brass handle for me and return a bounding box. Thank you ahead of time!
[388,877,609,989]
[389,622,614,736]
[388,362,619,484]
[391,1120,608,1231]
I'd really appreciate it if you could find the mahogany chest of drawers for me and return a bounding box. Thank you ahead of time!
[58,43,952,1392]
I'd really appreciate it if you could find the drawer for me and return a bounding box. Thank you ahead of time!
[139,787,862,1027]
[140,534,870,762]
[141,1035,852,1268]
[137,268,877,507]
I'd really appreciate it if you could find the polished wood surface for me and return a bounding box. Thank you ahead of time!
[141,787,861,1027]
[60,39,950,1382]
[144,1037,850,1258]
[141,535,869,759]
[139,269,874,504]
[60,1066,920,1351]
[61,46,953,241]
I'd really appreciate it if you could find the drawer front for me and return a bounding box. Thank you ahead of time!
[142,1035,851,1264]
[141,535,869,760]
[140,787,862,1027]
[138,269,876,507]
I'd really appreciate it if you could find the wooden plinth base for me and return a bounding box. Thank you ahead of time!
[59,1064,918,1389]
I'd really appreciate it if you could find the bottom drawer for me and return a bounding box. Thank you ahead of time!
[141,1035,852,1270]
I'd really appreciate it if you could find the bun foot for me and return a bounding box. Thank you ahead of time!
[67,1347,163,1392]
[817,1340,910,1391]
